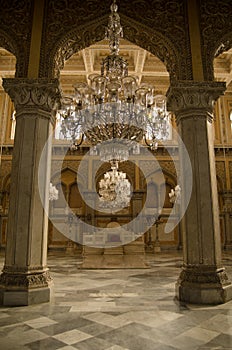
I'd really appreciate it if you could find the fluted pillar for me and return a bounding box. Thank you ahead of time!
[0,78,60,306]
[167,81,232,304]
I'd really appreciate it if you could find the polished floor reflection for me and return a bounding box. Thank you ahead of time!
[0,251,232,350]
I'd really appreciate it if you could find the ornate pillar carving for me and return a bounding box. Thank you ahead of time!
[167,81,232,304]
[0,78,61,306]
[222,190,232,250]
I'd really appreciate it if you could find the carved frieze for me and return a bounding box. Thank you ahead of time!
[2,78,61,117]
[178,265,231,286]
[0,270,52,290]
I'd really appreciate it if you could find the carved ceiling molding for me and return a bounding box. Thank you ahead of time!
[199,0,232,80]
[40,14,183,82]
[0,0,33,77]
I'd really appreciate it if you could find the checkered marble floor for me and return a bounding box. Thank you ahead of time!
[0,251,232,350]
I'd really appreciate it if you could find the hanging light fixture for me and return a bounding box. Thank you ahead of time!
[49,182,59,201]
[169,185,181,204]
[58,0,170,162]
[98,161,131,210]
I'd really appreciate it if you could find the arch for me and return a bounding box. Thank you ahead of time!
[53,182,66,209]
[145,168,176,187]
[161,182,173,208]
[1,173,11,191]
[0,29,27,77]
[41,15,180,81]
[209,33,232,81]
[51,166,85,188]
[69,181,83,209]
[146,181,158,208]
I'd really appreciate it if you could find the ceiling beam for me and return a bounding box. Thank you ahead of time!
[134,49,147,84]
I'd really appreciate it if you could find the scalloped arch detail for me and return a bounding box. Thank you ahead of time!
[0,30,27,77]
[40,14,181,81]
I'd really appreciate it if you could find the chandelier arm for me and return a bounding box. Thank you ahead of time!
[144,135,153,148]
[73,133,84,148]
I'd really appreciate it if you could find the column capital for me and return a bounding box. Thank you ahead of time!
[2,78,61,117]
[167,81,226,123]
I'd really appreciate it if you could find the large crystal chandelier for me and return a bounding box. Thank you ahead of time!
[58,0,170,162]
[98,161,131,209]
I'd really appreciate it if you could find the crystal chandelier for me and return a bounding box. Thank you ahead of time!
[49,182,59,201]
[98,161,131,209]
[58,0,170,162]
[169,185,181,204]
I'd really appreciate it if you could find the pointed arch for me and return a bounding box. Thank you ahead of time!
[40,15,180,81]
[51,166,85,187]
[0,29,27,77]
[207,33,232,81]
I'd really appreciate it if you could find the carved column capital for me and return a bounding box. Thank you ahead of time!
[2,78,61,121]
[167,81,226,124]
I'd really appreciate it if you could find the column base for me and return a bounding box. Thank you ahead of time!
[0,286,53,306]
[0,269,53,306]
[175,266,232,304]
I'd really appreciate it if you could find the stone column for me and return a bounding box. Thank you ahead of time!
[222,190,232,250]
[167,81,232,304]
[0,78,60,306]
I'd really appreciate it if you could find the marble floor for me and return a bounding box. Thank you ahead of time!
[0,251,232,350]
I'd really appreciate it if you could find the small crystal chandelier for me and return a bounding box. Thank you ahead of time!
[58,0,170,162]
[98,161,131,209]
[169,185,181,204]
[49,182,59,201]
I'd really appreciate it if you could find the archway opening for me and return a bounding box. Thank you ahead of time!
[0,47,16,249]
[213,46,232,251]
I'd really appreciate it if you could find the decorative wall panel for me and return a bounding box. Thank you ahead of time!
[199,0,232,80]
[0,0,33,77]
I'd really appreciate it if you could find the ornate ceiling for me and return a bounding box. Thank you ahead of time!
[0,39,232,94]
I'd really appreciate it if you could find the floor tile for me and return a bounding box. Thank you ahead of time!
[24,316,58,329]
[26,336,66,350]
[53,329,92,345]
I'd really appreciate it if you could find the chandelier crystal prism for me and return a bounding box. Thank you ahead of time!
[58,0,170,162]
